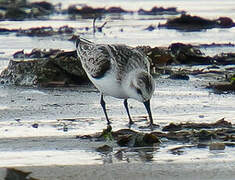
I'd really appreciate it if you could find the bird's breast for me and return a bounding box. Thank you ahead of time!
[87,71,128,99]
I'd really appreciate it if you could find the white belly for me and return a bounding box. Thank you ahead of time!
[87,72,127,99]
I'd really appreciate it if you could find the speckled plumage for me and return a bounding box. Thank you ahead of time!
[76,38,150,81]
[76,37,155,128]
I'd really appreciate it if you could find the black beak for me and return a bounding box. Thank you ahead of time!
[143,100,153,125]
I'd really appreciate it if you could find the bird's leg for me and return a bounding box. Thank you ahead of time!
[100,94,110,125]
[123,99,134,127]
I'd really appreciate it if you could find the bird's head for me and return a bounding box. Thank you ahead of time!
[128,71,155,103]
[123,70,155,127]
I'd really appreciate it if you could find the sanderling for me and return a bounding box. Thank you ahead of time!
[76,37,155,128]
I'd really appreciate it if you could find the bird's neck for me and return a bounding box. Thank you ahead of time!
[121,69,140,98]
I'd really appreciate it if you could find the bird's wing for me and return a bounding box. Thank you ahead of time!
[76,39,111,79]
[76,38,150,80]
[107,44,150,80]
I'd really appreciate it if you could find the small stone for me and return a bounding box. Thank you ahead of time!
[96,144,113,153]
[162,123,182,131]
[63,124,68,132]
[199,115,205,118]
[197,143,208,148]
[32,123,39,128]
[198,130,215,141]
[209,142,225,150]
[145,25,155,31]
[114,150,123,160]
[169,73,190,80]
[117,134,133,147]
[143,133,161,145]
[15,119,21,122]
[5,168,31,180]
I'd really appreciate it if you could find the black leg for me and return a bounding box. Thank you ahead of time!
[100,94,110,124]
[124,99,134,126]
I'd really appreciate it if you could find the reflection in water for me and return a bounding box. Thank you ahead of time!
[99,146,158,164]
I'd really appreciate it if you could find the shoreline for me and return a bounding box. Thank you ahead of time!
[1,160,235,180]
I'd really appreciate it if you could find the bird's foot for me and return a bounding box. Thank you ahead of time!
[149,123,159,131]
[128,120,134,129]
[106,120,112,125]
[139,123,159,130]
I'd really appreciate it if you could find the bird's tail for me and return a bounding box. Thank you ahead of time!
[76,36,96,60]
[75,36,94,49]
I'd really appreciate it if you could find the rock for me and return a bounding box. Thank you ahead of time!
[58,25,75,34]
[142,133,161,145]
[13,50,25,58]
[144,25,155,31]
[169,43,213,65]
[197,130,215,141]
[183,118,232,129]
[164,131,191,142]
[67,5,132,18]
[207,82,235,92]
[29,1,54,18]
[216,17,234,28]
[117,133,160,147]
[162,119,232,133]
[16,26,74,37]
[31,1,54,12]
[209,142,225,150]
[5,7,28,20]
[213,53,235,65]
[159,14,235,31]
[17,26,54,37]
[0,50,89,86]
[106,7,130,13]
[199,42,235,48]
[138,6,184,15]
[1,1,54,20]
[32,123,39,128]
[112,128,137,138]
[13,48,61,59]
[136,46,172,73]
[168,72,190,80]
[5,168,32,180]
[117,134,133,147]
[96,144,113,153]
[68,5,105,18]
[0,28,17,34]
[197,143,208,148]
[162,123,182,131]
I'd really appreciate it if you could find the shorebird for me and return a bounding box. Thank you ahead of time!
[76,37,155,128]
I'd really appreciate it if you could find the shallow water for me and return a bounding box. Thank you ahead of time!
[0,0,235,168]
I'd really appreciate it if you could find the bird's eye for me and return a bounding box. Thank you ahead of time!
[136,88,142,95]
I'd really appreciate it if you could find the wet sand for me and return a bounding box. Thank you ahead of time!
[1,160,235,180]
[0,77,235,179]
